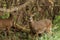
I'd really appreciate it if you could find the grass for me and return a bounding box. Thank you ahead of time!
[38,26,60,40]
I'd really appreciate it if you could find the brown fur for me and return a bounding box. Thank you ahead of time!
[0,14,14,31]
[30,19,52,34]
[30,14,52,40]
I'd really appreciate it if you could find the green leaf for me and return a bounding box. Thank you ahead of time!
[0,12,10,19]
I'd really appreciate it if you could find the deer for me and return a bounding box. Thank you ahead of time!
[0,14,14,35]
[29,13,52,40]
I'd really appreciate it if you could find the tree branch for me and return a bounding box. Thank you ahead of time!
[0,0,35,12]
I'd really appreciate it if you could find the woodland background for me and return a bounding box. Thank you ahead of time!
[0,0,60,40]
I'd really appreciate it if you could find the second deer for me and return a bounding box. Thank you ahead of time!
[29,13,52,40]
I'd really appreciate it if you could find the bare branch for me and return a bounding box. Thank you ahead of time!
[0,0,35,12]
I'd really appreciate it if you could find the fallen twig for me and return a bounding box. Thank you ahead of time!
[14,22,30,33]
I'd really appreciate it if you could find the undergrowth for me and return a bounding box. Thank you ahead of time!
[38,15,60,40]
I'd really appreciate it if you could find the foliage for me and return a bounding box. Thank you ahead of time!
[0,0,60,40]
[0,12,10,19]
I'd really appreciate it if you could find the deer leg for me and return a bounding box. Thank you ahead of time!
[32,35,36,40]
[6,26,11,36]
[35,33,39,40]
